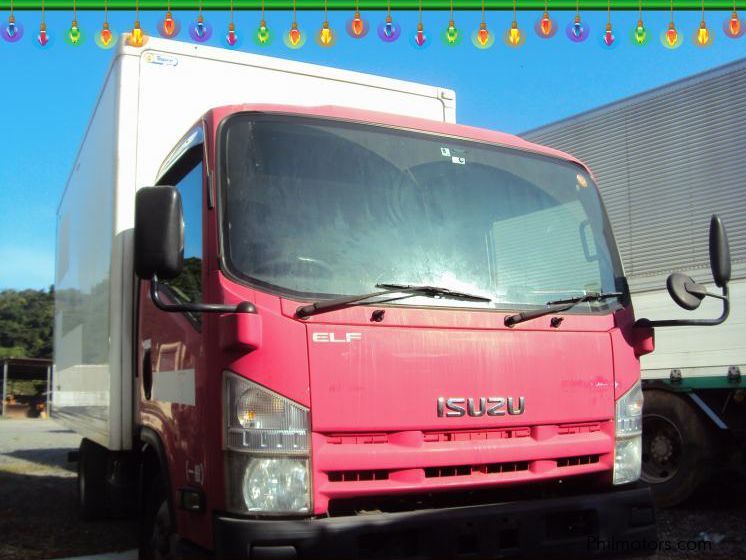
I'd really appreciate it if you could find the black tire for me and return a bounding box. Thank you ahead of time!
[78,438,109,520]
[139,475,176,560]
[641,390,713,508]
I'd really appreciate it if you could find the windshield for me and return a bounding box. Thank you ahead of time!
[221,115,625,310]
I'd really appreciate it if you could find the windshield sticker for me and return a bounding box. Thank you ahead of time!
[451,156,466,165]
[440,147,451,157]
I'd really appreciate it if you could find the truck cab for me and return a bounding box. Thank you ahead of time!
[133,105,658,559]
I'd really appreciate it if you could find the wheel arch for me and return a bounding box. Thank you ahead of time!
[138,426,178,532]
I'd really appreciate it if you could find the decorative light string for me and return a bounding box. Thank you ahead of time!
[285,0,305,48]
[66,0,82,46]
[190,0,212,42]
[256,0,271,45]
[602,0,615,46]
[37,0,49,46]
[378,0,400,42]
[96,0,116,48]
[158,0,179,38]
[567,0,589,42]
[444,0,459,45]
[662,0,681,48]
[505,0,523,47]
[348,0,368,38]
[695,0,712,46]
[317,0,335,46]
[536,0,555,38]
[2,0,23,42]
[473,0,492,48]
[226,0,238,46]
[413,0,427,47]
[128,0,145,46]
[633,0,647,45]
[725,0,742,37]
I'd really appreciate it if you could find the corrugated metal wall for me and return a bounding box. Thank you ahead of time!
[522,59,746,291]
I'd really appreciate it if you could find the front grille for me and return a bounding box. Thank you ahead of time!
[557,455,600,468]
[425,461,530,478]
[328,470,389,482]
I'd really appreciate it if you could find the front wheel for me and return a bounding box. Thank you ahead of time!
[139,476,176,560]
[641,390,712,508]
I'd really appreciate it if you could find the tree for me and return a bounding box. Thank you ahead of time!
[0,287,54,359]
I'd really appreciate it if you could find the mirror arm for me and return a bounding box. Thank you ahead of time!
[150,274,256,314]
[637,285,730,328]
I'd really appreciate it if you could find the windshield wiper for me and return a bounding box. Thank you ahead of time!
[296,283,491,318]
[503,291,623,327]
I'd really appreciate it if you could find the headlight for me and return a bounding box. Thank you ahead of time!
[613,381,643,485]
[224,372,311,514]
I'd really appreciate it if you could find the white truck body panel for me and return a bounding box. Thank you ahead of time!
[53,38,456,450]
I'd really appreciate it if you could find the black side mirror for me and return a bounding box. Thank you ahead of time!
[666,272,707,311]
[134,186,256,317]
[134,186,184,280]
[640,215,730,328]
[709,214,731,288]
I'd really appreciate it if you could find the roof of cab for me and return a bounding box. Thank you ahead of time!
[205,104,585,168]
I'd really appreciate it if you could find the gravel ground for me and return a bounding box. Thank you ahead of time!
[0,418,744,560]
[0,418,136,560]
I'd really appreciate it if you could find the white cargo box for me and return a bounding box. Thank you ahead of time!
[53,37,457,450]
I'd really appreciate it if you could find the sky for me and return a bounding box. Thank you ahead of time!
[0,8,744,290]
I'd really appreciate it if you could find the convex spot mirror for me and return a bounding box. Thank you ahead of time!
[666,214,730,311]
[134,186,184,280]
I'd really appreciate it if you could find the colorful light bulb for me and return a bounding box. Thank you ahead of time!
[129,20,144,47]
[68,20,81,44]
[196,15,206,39]
[445,20,458,45]
[696,20,710,46]
[665,22,678,46]
[351,11,364,36]
[729,12,741,36]
[37,22,48,46]
[415,22,426,47]
[540,11,552,36]
[319,21,333,46]
[384,15,394,38]
[99,22,113,46]
[477,22,489,46]
[257,19,270,44]
[289,22,301,46]
[603,22,615,46]
[162,11,176,37]
[572,15,583,39]
[6,14,17,38]
[189,14,212,42]
[633,19,647,44]
[226,22,238,46]
[508,20,521,46]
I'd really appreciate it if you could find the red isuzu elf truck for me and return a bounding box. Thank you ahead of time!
[54,38,732,559]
